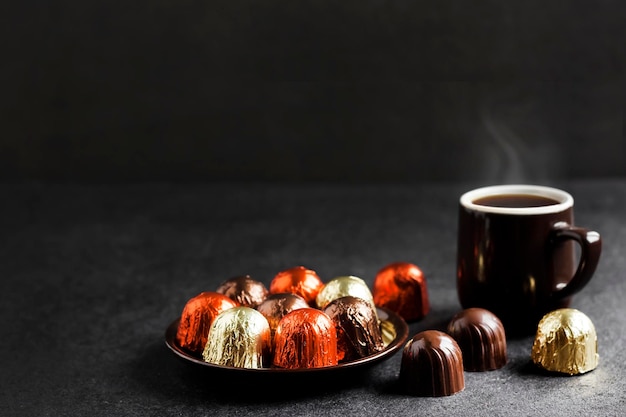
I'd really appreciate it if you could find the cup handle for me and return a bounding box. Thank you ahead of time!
[549,221,602,299]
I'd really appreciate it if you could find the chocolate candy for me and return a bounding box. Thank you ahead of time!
[202,306,271,368]
[315,276,376,314]
[255,292,309,343]
[373,262,430,322]
[531,308,598,375]
[175,291,239,354]
[323,296,384,361]
[215,275,269,308]
[269,266,324,306]
[447,308,507,371]
[399,330,465,397]
[272,308,338,369]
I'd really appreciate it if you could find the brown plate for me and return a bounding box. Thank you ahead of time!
[164,307,408,375]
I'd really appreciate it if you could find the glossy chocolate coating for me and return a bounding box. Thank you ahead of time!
[269,266,324,306]
[373,262,430,322]
[216,275,269,308]
[447,308,507,371]
[272,308,338,369]
[255,292,309,342]
[202,306,271,369]
[399,330,465,397]
[323,296,384,361]
[175,291,239,354]
[531,308,598,375]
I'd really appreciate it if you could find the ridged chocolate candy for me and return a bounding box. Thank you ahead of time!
[323,296,384,361]
[447,308,507,371]
[531,308,598,375]
[202,306,271,368]
[269,266,324,306]
[255,292,309,343]
[373,262,430,322]
[175,292,239,354]
[399,330,465,397]
[272,308,338,369]
[215,275,269,308]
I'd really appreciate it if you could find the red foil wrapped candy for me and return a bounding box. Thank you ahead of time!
[272,308,338,369]
[175,291,239,354]
[269,266,324,306]
[255,292,309,343]
[373,262,430,322]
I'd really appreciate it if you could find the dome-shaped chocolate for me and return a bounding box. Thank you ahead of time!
[399,330,465,397]
[272,308,338,369]
[447,308,507,371]
[373,262,430,322]
[531,308,598,375]
[255,292,309,343]
[202,306,271,368]
[175,291,239,354]
[323,296,384,361]
[215,275,268,308]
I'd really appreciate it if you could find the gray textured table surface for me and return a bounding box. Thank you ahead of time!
[2,180,625,416]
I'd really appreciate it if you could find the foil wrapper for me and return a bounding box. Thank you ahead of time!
[269,266,324,305]
[447,308,507,371]
[380,319,397,347]
[255,292,310,343]
[531,308,598,375]
[202,306,271,368]
[272,308,338,369]
[215,275,268,308]
[400,330,465,397]
[373,262,430,322]
[176,292,239,354]
[323,296,384,361]
[315,276,376,315]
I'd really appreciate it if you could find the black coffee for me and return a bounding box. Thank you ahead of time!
[473,194,561,208]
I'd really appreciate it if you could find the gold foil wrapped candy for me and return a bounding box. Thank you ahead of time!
[202,306,271,368]
[531,308,598,375]
[315,276,376,313]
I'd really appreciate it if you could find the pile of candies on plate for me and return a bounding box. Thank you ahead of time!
[173,262,599,397]
[175,263,428,370]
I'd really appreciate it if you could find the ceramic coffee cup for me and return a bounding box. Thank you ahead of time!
[456,184,601,336]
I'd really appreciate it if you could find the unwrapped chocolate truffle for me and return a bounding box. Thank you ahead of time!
[269,266,324,306]
[176,292,239,354]
[315,276,376,313]
[272,308,338,369]
[373,262,430,322]
[531,308,598,375]
[202,306,271,368]
[323,296,384,361]
[447,308,507,371]
[216,275,269,308]
[399,330,465,397]
[255,292,309,342]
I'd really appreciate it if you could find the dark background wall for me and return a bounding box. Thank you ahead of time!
[2,1,624,183]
